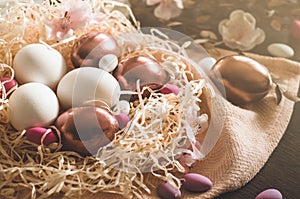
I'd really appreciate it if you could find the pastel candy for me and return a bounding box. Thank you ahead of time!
[157,182,181,199]
[25,127,58,145]
[255,188,282,199]
[182,173,212,192]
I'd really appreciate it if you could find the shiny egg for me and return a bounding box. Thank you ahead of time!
[55,106,119,156]
[71,32,120,68]
[209,55,272,106]
[113,55,168,91]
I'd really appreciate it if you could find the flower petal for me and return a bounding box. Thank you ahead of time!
[153,1,182,20]
[218,9,265,51]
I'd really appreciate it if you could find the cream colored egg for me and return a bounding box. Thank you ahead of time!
[13,43,67,90]
[8,82,59,131]
[57,67,120,109]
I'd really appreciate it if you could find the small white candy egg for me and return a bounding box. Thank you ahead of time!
[8,82,59,131]
[98,54,119,72]
[57,67,121,109]
[267,43,295,58]
[13,43,67,90]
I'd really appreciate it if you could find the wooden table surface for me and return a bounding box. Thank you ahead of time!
[131,1,300,198]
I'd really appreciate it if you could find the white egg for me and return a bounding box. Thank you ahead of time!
[8,82,59,131]
[13,43,67,90]
[267,43,295,58]
[57,67,120,109]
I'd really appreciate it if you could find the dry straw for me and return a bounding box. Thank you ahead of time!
[0,0,210,198]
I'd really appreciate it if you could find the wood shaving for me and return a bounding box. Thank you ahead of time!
[0,1,210,198]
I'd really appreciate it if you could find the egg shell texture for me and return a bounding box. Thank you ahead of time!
[8,83,59,131]
[57,67,120,110]
[13,43,67,90]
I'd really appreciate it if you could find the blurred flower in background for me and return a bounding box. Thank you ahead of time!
[146,0,184,20]
[218,9,266,51]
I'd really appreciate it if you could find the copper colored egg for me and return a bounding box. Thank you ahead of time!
[71,32,120,68]
[209,55,272,105]
[55,106,119,156]
[113,56,168,91]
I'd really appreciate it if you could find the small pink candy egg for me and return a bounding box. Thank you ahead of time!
[115,113,130,129]
[25,127,58,145]
[182,173,212,192]
[0,77,18,96]
[161,84,179,95]
[255,188,282,199]
[291,20,300,40]
[157,182,181,199]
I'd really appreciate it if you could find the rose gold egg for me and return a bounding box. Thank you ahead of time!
[55,106,119,156]
[113,55,168,90]
[209,55,272,105]
[71,32,120,68]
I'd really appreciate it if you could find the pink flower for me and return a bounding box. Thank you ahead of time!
[146,0,184,20]
[46,0,92,40]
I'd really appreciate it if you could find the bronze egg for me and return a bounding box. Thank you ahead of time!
[209,55,272,105]
[71,32,120,68]
[113,55,168,91]
[55,106,119,156]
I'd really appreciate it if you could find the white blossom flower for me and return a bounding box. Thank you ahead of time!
[46,0,93,40]
[218,10,265,51]
[146,0,184,20]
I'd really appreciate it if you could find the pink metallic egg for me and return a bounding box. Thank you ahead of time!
[55,106,119,156]
[0,77,18,97]
[113,56,168,91]
[182,173,212,192]
[71,32,120,68]
[255,188,282,199]
[157,182,181,199]
[25,127,58,145]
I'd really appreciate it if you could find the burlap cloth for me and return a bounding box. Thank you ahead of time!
[89,48,300,199]
[179,48,300,199]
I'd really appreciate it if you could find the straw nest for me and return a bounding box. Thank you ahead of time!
[0,1,212,198]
